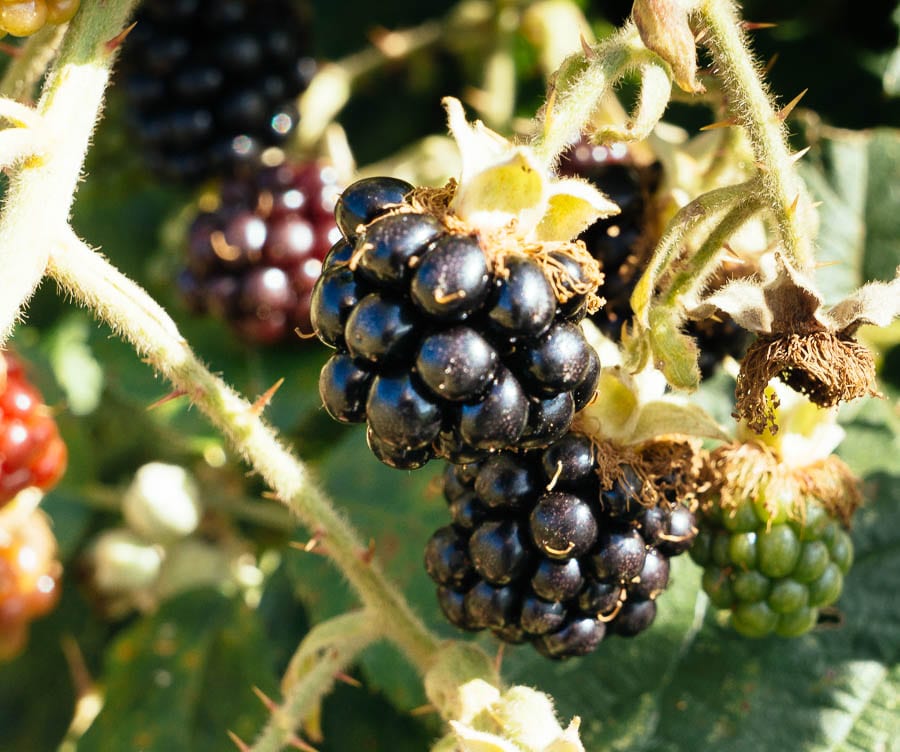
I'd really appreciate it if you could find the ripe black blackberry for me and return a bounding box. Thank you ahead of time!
[424,432,697,659]
[119,0,316,182]
[312,178,602,468]
[179,159,343,344]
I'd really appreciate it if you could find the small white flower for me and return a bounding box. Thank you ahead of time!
[122,462,202,544]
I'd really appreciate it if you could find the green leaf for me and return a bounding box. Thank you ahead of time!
[799,127,900,302]
[78,590,278,752]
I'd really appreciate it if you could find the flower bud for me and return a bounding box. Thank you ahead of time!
[633,0,703,93]
[90,528,163,593]
[122,462,202,544]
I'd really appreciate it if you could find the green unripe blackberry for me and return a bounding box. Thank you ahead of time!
[691,493,855,638]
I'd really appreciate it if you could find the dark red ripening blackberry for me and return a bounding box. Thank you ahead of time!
[180,160,343,344]
[119,0,316,182]
[312,177,602,468]
[424,433,697,659]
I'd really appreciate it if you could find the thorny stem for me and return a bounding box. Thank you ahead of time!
[250,612,379,752]
[630,180,752,327]
[0,0,139,341]
[531,23,642,167]
[663,194,765,307]
[48,233,440,674]
[699,0,813,266]
[0,24,67,102]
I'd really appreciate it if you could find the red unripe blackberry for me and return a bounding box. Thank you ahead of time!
[119,0,316,182]
[424,433,697,659]
[0,354,67,508]
[0,510,62,660]
[312,177,602,468]
[180,160,343,344]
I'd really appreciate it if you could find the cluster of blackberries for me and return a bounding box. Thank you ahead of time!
[311,177,600,469]
[0,354,67,507]
[179,160,343,344]
[690,496,853,637]
[424,432,697,658]
[119,0,316,182]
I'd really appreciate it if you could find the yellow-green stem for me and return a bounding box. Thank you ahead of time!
[250,612,379,752]
[663,195,764,307]
[531,23,641,167]
[48,233,440,675]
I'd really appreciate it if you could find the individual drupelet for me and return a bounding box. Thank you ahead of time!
[0,0,79,37]
[118,0,316,182]
[179,159,343,344]
[311,177,602,469]
[690,493,854,638]
[424,431,697,659]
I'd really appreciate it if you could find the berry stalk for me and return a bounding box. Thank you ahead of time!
[249,612,379,752]
[48,232,440,674]
[662,193,765,308]
[0,0,139,341]
[530,23,642,167]
[698,0,814,267]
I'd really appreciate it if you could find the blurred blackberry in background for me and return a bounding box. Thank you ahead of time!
[557,141,660,342]
[179,159,343,344]
[425,432,697,659]
[311,177,602,469]
[118,0,316,183]
[559,140,751,376]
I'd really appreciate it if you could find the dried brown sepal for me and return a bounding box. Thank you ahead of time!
[702,442,862,526]
[735,331,879,434]
[575,432,703,508]
[396,182,605,313]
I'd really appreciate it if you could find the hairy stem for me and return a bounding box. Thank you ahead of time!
[531,23,641,167]
[0,0,138,341]
[630,180,751,326]
[250,612,380,752]
[48,233,440,674]
[699,0,812,266]
[0,24,67,101]
[663,195,765,307]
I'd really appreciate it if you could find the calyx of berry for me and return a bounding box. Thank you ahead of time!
[443,97,619,242]
[689,252,900,433]
[578,323,727,445]
[440,682,585,752]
